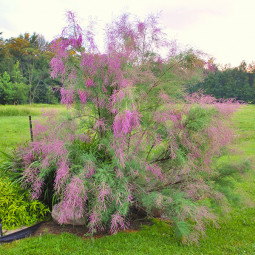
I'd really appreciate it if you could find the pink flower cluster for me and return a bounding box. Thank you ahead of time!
[60,88,74,107]
[85,78,94,87]
[58,176,87,224]
[50,57,65,79]
[110,213,128,234]
[113,110,141,136]
[78,89,90,104]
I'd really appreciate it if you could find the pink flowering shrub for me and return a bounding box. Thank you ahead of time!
[14,12,248,242]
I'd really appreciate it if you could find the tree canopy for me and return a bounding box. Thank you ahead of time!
[0,32,60,104]
[188,62,255,103]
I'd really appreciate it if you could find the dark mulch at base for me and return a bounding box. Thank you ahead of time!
[33,221,90,237]
[33,218,153,238]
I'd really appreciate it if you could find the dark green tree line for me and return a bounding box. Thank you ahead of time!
[188,61,255,103]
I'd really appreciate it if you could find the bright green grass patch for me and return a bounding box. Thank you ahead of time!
[233,105,255,159]
[0,105,255,255]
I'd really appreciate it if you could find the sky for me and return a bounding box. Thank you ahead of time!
[0,0,254,67]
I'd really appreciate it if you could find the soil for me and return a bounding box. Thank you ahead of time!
[34,220,92,237]
[33,218,152,238]
[0,217,152,240]
[2,208,153,240]
[32,208,153,238]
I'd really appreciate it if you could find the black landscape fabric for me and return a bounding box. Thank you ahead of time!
[0,222,43,243]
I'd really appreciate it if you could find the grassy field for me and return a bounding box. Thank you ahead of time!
[233,105,255,158]
[0,104,66,117]
[0,104,255,255]
[0,116,30,155]
[0,104,67,159]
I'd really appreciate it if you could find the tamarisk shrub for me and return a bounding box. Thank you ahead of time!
[17,12,245,242]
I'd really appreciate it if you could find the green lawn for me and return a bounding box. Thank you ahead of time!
[0,104,255,255]
[233,105,255,158]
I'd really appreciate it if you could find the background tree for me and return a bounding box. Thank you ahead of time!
[188,61,255,103]
[0,62,28,104]
[0,33,59,104]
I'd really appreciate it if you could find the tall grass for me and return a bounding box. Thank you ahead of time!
[0,104,67,116]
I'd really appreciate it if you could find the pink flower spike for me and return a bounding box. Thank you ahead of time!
[85,78,94,87]
[110,213,128,234]
[78,89,88,104]
[113,110,141,136]
[60,88,74,107]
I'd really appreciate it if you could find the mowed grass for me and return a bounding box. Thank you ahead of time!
[0,105,255,255]
[0,116,30,154]
[233,105,255,158]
